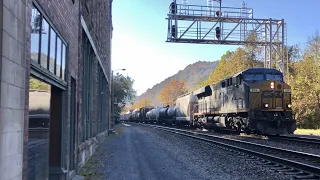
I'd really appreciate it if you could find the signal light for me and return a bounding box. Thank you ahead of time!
[172,25,176,38]
[215,27,220,40]
[171,2,177,14]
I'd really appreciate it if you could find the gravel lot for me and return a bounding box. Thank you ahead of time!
[85,123,297,180]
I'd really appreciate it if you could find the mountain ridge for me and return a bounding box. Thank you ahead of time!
[135,60,219,106]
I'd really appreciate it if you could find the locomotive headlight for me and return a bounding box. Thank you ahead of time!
[271,82,275,89]
[288,104,292,108]
[264,103,269,108]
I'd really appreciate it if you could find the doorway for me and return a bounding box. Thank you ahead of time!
[28,76,64,179]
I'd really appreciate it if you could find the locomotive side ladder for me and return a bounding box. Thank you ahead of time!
[166,0,288,76]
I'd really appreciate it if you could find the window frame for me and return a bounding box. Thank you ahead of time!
[31,2,68,81]
[30,6,41,64]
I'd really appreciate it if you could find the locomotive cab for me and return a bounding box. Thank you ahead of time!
[243,68,296,135]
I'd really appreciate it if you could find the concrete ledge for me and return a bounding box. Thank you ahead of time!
[77,130,109,171]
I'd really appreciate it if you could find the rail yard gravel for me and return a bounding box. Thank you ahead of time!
[89,123,296,180]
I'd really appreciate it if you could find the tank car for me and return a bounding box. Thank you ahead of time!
[166,105,177,124]
[148,107,162,123]
[192,68,296,135]
[131,109,140,123]
[122,110,132,122]
[175,92,197,125]
[139,106,154,123]
[159,105,178,125]
[158,105,171,124]
[146,111,151,121]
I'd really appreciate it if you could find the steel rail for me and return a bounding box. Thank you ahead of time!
[142,124,320,178]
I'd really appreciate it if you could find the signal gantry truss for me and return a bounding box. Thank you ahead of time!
[166,1,287,75]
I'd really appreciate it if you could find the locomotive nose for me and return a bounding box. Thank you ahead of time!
[261,81,284,110]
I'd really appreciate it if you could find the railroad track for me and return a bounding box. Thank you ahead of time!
[268,135,320,146]
[143,124,320,179]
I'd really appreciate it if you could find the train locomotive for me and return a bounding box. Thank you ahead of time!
[123,68,296,135]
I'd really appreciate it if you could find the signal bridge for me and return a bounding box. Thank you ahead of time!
[166,0,288,75]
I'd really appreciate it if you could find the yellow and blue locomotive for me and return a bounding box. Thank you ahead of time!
[193,68,296,135]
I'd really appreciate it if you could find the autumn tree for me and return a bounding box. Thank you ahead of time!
[158,79,187,106]
[199,47,263,87]
[289,32,320,128]
[131,99,152,109]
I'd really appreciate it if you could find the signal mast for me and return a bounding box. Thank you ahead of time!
[167,0,288,77]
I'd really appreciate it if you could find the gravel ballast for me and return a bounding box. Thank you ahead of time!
[87,123,296,180]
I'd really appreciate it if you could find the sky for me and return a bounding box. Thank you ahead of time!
[111,0,320,95]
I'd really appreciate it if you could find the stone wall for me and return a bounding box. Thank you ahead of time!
[0,0,112,179]
[0,0,26,179]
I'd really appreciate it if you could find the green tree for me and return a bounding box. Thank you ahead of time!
[244,31,263,62]
[29,76,50,91]
[112,73,136,115]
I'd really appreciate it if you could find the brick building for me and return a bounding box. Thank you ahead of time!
[0,0,113,179]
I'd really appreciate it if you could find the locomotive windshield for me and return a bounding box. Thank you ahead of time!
[266,74,283,82]
[243,74,264,82]
[243,73,284,83]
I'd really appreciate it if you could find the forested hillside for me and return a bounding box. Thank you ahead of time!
[135,60,219,106]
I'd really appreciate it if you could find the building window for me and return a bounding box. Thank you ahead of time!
[56,38,62,77]
[31,6,41,63]
[30,4,67,80]
[98,66,107,133]
[62,45,66,80]
[40,18,50,68]
[49,28,56,73]
[82,32,98,141]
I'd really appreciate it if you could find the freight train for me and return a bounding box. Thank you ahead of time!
[123,68,296,135]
